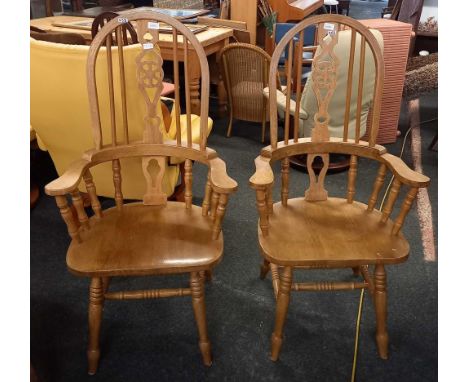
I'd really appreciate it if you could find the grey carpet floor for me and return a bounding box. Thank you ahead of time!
[31,90,437,382]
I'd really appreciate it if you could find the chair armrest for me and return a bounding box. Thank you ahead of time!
[380,153,430,188]
[263,87,309,120]
[208,158,238,194]
[44,159,90,196]
[249,156,274,188]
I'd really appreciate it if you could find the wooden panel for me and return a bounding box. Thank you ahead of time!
[230,0,257,44]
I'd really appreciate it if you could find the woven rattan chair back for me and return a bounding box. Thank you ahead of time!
[220,43,272,142]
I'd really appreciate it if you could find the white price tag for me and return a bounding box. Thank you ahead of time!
[117,17,128,23]
[148,22,160,30]
[324,23,335,31]
[143,42,154,50]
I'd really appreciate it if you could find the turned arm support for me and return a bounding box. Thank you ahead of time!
[378,153,430,235]
[44,159,90,196]
[206,158,237,240]
[208,158,238,194]
[250,156,275,236]
[380,153,430,188]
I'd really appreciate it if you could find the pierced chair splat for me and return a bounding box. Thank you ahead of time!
[45,11,237,374]
[250,14,430,365]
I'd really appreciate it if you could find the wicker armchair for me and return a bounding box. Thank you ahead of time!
[220,43,272,142]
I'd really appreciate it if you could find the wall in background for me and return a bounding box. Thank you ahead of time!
[421,0,437,22]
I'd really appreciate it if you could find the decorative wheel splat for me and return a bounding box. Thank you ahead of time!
[305,23,340,203]
[136,20,167,205]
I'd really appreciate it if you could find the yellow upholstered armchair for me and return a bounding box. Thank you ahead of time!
[30,38,212,199]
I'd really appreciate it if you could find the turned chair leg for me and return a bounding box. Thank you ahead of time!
[260,259,270,279]
[199,270,213,283]
[190,271,212,366]
[271,266,293,361]
[88,277,104,375]
[101,277,111,293]
[374,264,389,359]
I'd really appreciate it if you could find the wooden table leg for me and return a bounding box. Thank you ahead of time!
[187,52,201,116]
[215,39,228,118]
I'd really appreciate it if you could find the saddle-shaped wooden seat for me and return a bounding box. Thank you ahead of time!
[67,202,223,277]
[259,197,409,267]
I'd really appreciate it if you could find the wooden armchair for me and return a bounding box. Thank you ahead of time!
[45,11,237,374]
[250,15,429,364]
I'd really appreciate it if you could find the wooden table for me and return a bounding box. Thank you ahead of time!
[30,16,233,115]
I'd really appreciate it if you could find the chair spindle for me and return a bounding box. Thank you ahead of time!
[343,29,356,142]
[266,184,274,214]
[112,159,123,210]
[293,32,304,143]
[71,189,90,229]
[368,163,387,211]
[392,187,418,235]
[202,170,212,216]
[184,159,193,208]
[210,191,220,221]
[381,178,401,223]
[116,28,129,144]
[256,187,269,236]
[212,193,228,240]
[283,42,294,144]
[172,28,182,145]
[83,169,103,218]
[281,158,289,206]
[183,36,192,147]
[106,34,117,146]
[347,155,358,203]
[55,195,81,242]
[354,35,366,142]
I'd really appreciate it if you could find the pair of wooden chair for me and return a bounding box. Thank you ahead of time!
[44,13,429,375]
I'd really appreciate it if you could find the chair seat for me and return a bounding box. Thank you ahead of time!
[67,202,223,277]
[258,198,409,267]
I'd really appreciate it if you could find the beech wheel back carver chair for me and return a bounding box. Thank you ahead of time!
[44,11,237,374]
[249,14,430,363]
[220,43,272,142]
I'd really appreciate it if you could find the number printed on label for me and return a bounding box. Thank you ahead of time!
[143,42,154,50]
[324,23,335,31]
[117,17,128,23]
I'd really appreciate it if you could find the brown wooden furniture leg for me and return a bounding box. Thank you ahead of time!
[374,264,389,359]
[215,40,228,118]
[260,259,271,279]
[271,266,293,361]
[190,271,212,366]
[88,277,104,375]
[101,277,111,294]
[187,54,201,115]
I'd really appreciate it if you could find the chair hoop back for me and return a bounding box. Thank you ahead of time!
[87,11,210,152]
[268,14,385,149]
